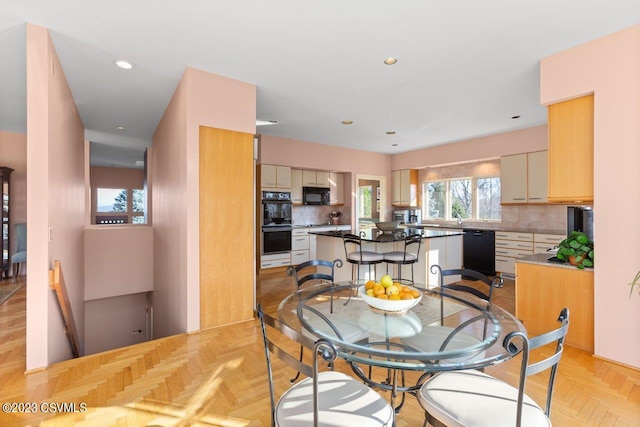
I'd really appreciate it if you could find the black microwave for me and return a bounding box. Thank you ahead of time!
[303,186,330,205]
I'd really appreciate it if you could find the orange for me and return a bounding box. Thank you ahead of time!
[388,294,401,300]
[401,293,414,300]
[365,280,376,290]
[373,284,385,296]
[410,289,421,298]
[376,294,389,299]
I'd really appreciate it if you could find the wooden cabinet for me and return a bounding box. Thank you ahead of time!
[515,261,594,352]
[302,170,330,188]
[500,154,527,203]
[392,169,418,206]
[291,169,303,204]
[0,167,12,278]
[500,151,548,204]
[547,94,594,203]
[260,164,291,189]
[329,172,344,205]
[527,151,548,203]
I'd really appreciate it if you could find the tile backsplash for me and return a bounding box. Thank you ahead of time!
[292,205,351,226]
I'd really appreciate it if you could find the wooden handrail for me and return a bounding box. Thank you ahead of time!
[49,260,82,358]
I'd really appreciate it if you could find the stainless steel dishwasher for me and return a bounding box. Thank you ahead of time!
[462,229,496,277]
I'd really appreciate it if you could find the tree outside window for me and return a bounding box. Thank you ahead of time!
[424,177,501,221]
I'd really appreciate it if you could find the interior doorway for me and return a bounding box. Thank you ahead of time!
[355,174,387,233]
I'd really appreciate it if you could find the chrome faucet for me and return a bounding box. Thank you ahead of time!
[455,212,463,225]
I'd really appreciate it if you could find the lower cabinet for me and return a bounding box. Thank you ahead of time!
[515,261,593,352]
[291,228,310,265]
[495,231,564,277]
[260,252,291,269]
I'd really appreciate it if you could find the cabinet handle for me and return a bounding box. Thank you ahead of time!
[517,244,530,248]
[529,197,543,200]
[496,250,509,254]
[496,258,509,262]
[513,197,526,201]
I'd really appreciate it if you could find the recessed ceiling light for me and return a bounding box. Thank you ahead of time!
[115,60,134,70]
[392,143,398,147]
[511,115,521,119]
[386,131,396,135]
[116,126,125,130]
[256,119,278,126]
[341,120,353,125]
[384,57,398,65]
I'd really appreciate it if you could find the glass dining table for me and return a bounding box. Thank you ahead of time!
[276,281,526,412]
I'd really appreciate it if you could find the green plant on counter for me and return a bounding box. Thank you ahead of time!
[630,270,640,298]
[556,231,594,270]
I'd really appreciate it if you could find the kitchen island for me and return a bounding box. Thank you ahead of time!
[310,228,463,288]
[515,253,594,352]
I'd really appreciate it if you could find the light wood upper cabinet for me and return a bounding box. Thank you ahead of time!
[527,150,548,203]
[329,172,344,205]
[501,154,527,203]
[302,170,330,188]
[392,169,419,207]
[316,171,330,188]
[260,164,291,189]
[547,94,594,203]
[291,169,303,204]
[500,151,548,204]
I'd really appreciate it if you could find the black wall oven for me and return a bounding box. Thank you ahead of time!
[261,191,292,254]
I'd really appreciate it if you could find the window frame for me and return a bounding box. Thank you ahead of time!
[422,175,501,222]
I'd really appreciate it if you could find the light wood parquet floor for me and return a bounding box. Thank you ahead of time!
[0,273,638,426]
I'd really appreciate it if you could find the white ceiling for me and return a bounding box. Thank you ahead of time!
[1,1,639,167]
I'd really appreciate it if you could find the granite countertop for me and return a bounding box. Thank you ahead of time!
[310,227,463,243]
[413,223,564,235]
[293,223,351,229]
[516,252,594,271]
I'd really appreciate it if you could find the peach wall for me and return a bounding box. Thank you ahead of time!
[540,24,640,368]
[26,24,86,370]
[392,125,548,169]
[152,67,256,337]
[84,226,153,300]
[0,131,27,258]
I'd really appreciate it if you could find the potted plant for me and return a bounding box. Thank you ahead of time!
[556,231,594,269]
[329,211,342,225]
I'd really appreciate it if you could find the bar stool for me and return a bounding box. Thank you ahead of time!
[383,232,422,284]
[343,232,384,283]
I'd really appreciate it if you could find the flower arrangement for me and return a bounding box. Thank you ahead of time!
[329,211,341,219]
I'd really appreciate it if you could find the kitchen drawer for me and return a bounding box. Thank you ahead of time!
[495,239,533,251]
[291,250,310,265]
[292,228,309,236]
[260,253,291,269]
[495,257,515,275]
[292,235,309,250]
[495,247,533,258]
[495,231,533,242]
[534,233,565,245]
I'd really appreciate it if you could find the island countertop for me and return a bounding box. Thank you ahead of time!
[515,252,594,271]
[309,227,463,243]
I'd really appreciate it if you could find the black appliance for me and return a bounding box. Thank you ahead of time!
[303,186,330,205]
[261,191,292,254]
[462,229,496,277]
[567,206,593,241]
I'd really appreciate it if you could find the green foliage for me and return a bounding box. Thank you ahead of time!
[112,190,127,212]
[556,231,594,269]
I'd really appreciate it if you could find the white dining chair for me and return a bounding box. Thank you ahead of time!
[257,303,394,427]
[417,308,570,427]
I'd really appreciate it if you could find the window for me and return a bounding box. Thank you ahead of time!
[95,187,146,224]
[358,186,373,218]
[424,177,501,221]
[97,188,127,212]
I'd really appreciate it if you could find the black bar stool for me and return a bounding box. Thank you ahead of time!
[383,232,422,284]
[343,232,384,283]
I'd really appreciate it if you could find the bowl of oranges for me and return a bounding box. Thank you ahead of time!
[359,275,422,313]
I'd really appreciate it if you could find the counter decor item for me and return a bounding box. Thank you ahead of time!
[556,231,594,269]
[329,211,341,225]
[375,221,401,234]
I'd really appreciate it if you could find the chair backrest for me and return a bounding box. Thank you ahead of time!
[288,259,342,289]
[505,307,570,426]
[431,264,500,303]
[256,303,338,427]
[343,232,364,259]
[15,223,26,252]
[401,232,423,260]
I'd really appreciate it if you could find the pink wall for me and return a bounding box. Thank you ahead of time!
[540,24,640,368]
[392,125,548,169]
[0,131,27,257]
[26,24,86,370]
[152,67,256,337]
